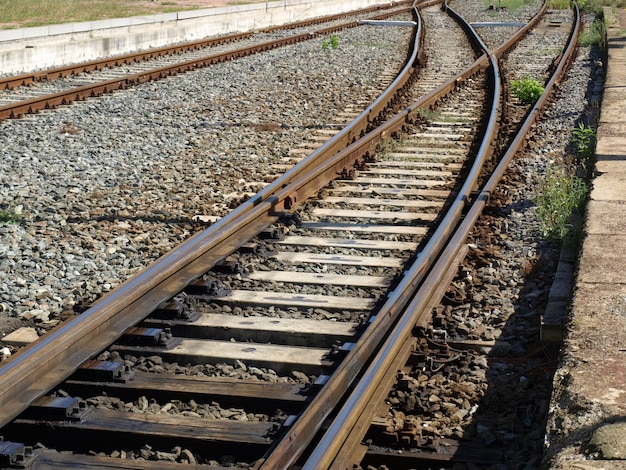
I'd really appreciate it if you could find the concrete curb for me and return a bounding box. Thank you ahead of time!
[0,0,394,74]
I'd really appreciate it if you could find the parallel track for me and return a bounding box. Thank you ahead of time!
[0,0,580,468]
[0,3,411,121]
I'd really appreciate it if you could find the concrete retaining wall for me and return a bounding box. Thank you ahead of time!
[0,0,394,74]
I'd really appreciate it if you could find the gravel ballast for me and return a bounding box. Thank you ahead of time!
[0,21,413,344]
[0,4,609,467]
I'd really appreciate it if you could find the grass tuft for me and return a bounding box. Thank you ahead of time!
[535,167,587,242]
[579,17,607,48]
[322,34,339,51]
[0,209,21,224]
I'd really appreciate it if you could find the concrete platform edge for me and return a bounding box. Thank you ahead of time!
[0,0,396,74]
[543,7,626,469]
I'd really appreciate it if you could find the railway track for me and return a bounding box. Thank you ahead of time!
[0,3,411,121]
[0,0,581,468]
[296,2,580,468]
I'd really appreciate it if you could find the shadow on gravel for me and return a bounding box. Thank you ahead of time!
[442,232,563,469]
[445,38,611,470]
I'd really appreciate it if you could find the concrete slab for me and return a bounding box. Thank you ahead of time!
[596,126,626,144]
[566,282,626,413]
[577,234,626,284]
[588,423,626,459]
[590,172,626,200]
[585,200,626,234]
[598,90,626,121]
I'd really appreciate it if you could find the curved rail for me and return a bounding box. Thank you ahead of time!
[272,0,502,466]
[0,0,430,430]
[0,2,573,467]
[298,1,580,468]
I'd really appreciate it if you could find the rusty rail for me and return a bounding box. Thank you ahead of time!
[256,0,501,465]
[0,2,413,91]
[0,0,565,460]
[0,31,253,89]
[0,0,429,430]
[297,1,580,468]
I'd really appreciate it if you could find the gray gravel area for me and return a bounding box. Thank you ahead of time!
[449,2,604,468]
[0,1,607,467]
[0,21,412,348]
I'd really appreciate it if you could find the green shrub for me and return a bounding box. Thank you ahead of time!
[511,78,545,104]
[572,122,595,159]
[322,35,340,51]
[535,167,587,242]
[579,17,607,48]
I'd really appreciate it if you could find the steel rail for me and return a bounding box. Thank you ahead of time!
[0,0,429,429]
[0,30,254,89]
[286,1,502,466]
[253,1,506,467]
[0,2,412,90]
[301,1,579,468]
[0,7,412,121]
[0,0,549,438]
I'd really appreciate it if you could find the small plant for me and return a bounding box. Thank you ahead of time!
[579,17,607,48]
[416,109,441,121]
[571,122,596,178]
[323,34,339,51]
[511,78,544,104]
[0,209,20,224]
[376,137,397,159]
[572,122,595,159]
[535,167,588,242]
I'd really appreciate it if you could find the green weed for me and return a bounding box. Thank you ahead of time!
[376,137,397,159]
[511,78,544,104]
[0,209,20,224]
[322,35,340,51]
[416,109,442,121]
[535,167,587,242]
[572,122,595,159]
[579,17,607,48]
